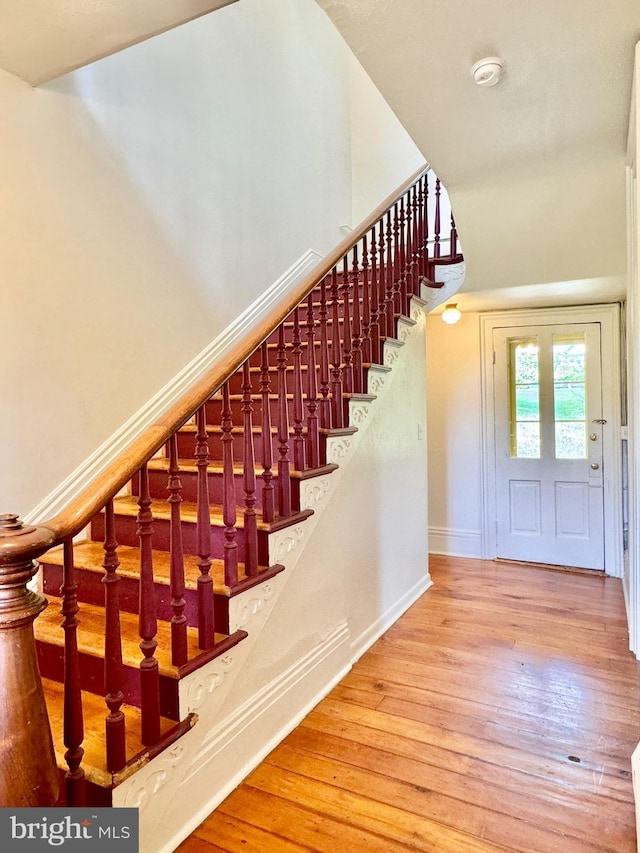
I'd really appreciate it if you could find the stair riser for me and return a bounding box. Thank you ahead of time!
[174,429,319,467]
[90,513,270,566]
[41,563,231,634]
[36,641,181,721]
[135,467,290,514]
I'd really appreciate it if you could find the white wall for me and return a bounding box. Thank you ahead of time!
[425,311,483,557]
[349,55,424,226]
[1,0,421,518]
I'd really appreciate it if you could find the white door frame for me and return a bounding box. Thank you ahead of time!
[480,304,623,577]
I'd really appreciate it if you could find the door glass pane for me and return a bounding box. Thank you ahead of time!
[509,338,539,458]
[553,334,587,459]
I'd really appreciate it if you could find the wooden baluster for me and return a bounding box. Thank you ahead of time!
[136,463,160,746]
[377,218,388,341]
[102,499,126,773]
[318,278,332,429]
[451,212,458,257]
[410,184,420,296]
[392,202,403,317]
[361,234,372,368]
[276,326,292,516]
[195,405,215,647]
[422,173,429,272]
[221,383,239,587]
[292,307,305,471]
[341,256,353,394]
[305,292,320,468]
[369,225,381,364]
[403,191,414,313]
[167,435,188,666]
[259,342,275,523]
[61,538,85,805]
[350,245,363,393]
[329,267,344,429]
[434,176,442,259]
[385,210,396,338]
[242,362,259,577]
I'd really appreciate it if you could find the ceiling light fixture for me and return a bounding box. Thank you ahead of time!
[471,56,505,87]
[441,303,462,325]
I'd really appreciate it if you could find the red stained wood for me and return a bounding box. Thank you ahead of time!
[136,464,161,746]
[220,385,239,588]
[329,267,344,428]
[291,307,305,472]
[276,325,292,517]
[102,500,126,773]
[241,363,259,577]
[305,292,320,468]
[317,278,332,430]
[167,435,188,666]
[350,244,363,393]
[259,343,275,523]
[195,406,216,646]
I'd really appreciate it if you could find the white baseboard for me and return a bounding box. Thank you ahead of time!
[428,526,482,559]
[25,249,323,525]
[150,622,351,853]
[350,572,433,662]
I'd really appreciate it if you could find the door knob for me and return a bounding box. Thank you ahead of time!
[590,462,600,470]
[589,433,598,441]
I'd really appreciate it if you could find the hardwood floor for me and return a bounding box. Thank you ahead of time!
[177,554,640,852]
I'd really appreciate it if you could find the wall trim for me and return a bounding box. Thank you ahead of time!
[25,249,323,525]
[350,572,433,662]
[152,622,352,853]
[428,526,483,559]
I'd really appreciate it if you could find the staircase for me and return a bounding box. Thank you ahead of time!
[0,166,462,813]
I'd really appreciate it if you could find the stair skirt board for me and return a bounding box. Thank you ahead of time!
[41,291,430,850]
[24,248,322,525]
[115,622,353,853]
[428,526,483,559]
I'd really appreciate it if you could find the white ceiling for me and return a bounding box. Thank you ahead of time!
[0,0,238,86]
[317,0,640,310]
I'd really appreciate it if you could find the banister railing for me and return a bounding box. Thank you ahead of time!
[0,164,462,808]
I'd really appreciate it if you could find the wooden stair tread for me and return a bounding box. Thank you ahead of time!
[42,678,193,788]
[108,496,313,531]
[146,457,337,479]
[40,541,269,595]
[36,595,231,678]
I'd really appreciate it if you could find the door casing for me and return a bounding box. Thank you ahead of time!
[480,304,623,577]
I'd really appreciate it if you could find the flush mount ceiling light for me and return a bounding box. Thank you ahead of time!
[471,56,505,87]
[441,303,462,325]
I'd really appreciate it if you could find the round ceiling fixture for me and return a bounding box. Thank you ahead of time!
[471,57,505,87]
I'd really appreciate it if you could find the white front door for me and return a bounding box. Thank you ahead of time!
[493,323,605,570]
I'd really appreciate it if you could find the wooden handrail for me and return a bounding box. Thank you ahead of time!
[0,163,430,562]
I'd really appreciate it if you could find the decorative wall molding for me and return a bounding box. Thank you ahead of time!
[350,400,372,425]
[428,525,483,559]
[182,621,351,786]
[301,477,331,510]
[270,524,306,564]
[328,437,353,463]
[25,248,323,525]
[383,339,403,366]
[184,653,236,713]
[121,741,187,811]
[231,582,275,630]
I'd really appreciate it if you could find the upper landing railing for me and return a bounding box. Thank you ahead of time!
[0,165,462,807]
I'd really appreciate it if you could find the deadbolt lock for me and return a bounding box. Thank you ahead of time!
[590,433,598,441]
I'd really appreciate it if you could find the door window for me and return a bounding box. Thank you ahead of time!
[553,334,587,459]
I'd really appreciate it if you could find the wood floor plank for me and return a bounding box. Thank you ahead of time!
[177,555,640,851]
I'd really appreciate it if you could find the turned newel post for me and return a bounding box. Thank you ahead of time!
[0,514,59,806]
